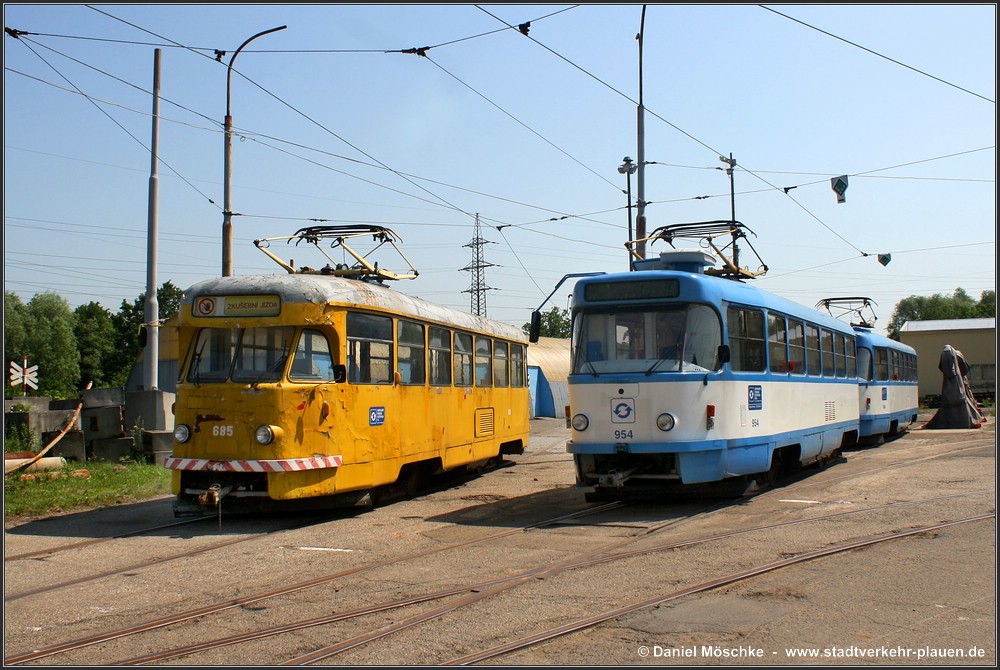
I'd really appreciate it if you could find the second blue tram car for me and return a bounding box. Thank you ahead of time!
[854,326,919,442]
[562,249,864,498]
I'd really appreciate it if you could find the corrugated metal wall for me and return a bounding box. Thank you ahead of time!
[527,337,570,418]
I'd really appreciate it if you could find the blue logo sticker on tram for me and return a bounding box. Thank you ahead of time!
[369,406,385,426]
[881,387,888,401]
[748,385,763,411]
[611,398,635,423]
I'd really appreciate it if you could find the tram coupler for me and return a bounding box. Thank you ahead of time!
[198,483,233,508]
[597,468,635,488]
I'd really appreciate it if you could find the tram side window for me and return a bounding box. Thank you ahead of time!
[805,324,821,376]
[874,347,889,381]
[476,337,493,387]
[834,333,847,377]
[510,343,526,387]
[289,329,337,382]
[493,341,509,387]
[857,347,874,381]
[890,349,900,380]
[232,327,296,383]
[820,329,835,376]
[727,307,765,372]
[787,319,806,375]
[346,313,393,384]
[454,332,474,387]
[397,320,426,385]
[429,326,452,386]
[768,314,789,373]
[847,338,857,379]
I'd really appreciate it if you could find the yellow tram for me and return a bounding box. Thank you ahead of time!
[166,226,530,515]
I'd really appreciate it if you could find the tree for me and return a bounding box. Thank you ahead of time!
[4,293,29,386]
[523,306,572,339]
[74,302,117,390]
[106,281,185,388]
[887,288,996,340]
[22,293,80,398]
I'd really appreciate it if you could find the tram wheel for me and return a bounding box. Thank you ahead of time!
[398,463,429,498]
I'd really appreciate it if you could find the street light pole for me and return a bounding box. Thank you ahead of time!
[222,25,286,277]
[719,153,738,269]
[618,157,637,270]
[634,6,647,261]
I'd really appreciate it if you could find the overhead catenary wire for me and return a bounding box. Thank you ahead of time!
[759,4,996,104]
[4,5,993,316]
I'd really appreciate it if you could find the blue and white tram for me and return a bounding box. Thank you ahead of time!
[562,250,861,498]
[854,327,919,442]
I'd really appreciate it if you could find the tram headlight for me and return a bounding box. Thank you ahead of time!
[656,413,676,432]
[173,424,191,443]
[255,424,277,445]
[571,414,590,432]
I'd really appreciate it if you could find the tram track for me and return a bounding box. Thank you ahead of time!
[5,427,992,666]
[4,516,212,562]
[3,456,534,603]
[3,501,632,665]
[106,490,993,666]
[5,519,318,602]
[277,493,996,666]
[442,513,995,666]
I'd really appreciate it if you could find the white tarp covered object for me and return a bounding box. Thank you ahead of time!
[924,345,985,429]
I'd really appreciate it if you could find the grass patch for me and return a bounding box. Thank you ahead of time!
[4,461,172,520]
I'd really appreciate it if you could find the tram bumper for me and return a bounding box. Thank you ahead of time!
[568,438,740,486]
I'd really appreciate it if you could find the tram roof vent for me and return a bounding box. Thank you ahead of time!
[633,248,717,274]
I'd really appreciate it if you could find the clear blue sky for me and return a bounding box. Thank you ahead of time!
[4,4,996,335]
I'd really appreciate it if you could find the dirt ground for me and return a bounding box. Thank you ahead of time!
[4,414,996,666]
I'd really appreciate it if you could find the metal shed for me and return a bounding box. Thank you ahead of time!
[899,318,996,402]
[527,337,571,418]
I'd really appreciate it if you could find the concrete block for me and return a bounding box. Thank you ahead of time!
[5,411,80,447]
[83,387,125,408]
[90,436,135,463]
[4,397,52,413]
[82,406,125,441]
[43,430,87,462]
[125,390,175,432]
[142,429,174,466]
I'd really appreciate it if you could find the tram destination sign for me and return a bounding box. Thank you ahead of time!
[585,278,680,302]
[194,295,282,317]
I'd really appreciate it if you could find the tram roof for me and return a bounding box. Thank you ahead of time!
[853,327,916,353]
[573,270,856,335]
[182,273,526,342]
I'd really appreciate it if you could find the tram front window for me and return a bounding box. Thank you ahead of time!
[187,326,295,384]
[573,305,721,374]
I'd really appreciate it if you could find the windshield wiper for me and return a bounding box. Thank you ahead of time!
[646,349,683,375]
[191,340,207,387]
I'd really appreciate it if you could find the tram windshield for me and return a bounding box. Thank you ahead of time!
[187,326,298,384]
[572,304,722,374]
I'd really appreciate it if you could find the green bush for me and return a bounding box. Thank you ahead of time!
[4,423,38,453]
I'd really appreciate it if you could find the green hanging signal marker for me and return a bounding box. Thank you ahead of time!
[877,253,891,267]
[831,175,848,204]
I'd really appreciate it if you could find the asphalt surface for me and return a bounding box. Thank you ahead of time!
[4,414,996,666]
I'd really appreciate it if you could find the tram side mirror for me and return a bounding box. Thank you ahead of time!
[332,364,347,383]
[717,345,731,365]
[528,310,541,343]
